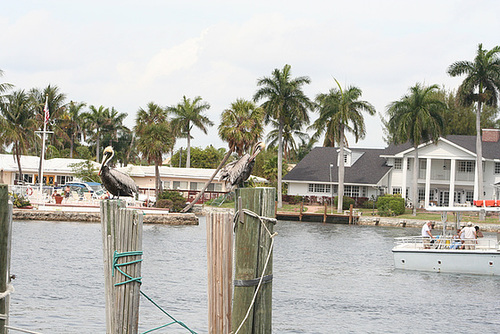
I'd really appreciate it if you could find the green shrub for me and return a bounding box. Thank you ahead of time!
[334,196,355,211]
[376,194,405,216]
[157,190,186,212]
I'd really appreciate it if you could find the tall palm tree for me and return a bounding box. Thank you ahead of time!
[82,105,107,161]
[135,102,173,198]
[101,107,128,147]
[0,90,37,183]
[447,43,500,201]
[168,96,212,168]
[254,64,313,208]
[64,101,87,158]
[181,98,265,212]
[266,117,309,162]
[310,79,376,213]
[386,83,445,216]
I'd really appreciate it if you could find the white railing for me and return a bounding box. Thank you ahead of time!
[394,235,500,251]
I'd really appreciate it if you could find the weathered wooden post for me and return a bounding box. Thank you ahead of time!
[232,187,275,334]
[207,211,233,334]
[101,199,143,334]
[0,185,13,334]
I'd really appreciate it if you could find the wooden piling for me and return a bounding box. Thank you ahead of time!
[232,187,275,334]
[101,200,143,334]
[0,185,13,334]
[207,211,233,334]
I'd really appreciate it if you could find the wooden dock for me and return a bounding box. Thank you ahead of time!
[276,202,359,224]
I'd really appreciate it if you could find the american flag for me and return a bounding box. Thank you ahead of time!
[43,96,49,125]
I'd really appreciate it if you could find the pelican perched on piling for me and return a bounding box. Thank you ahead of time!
[99,146,139,198]
[219,141,265,192]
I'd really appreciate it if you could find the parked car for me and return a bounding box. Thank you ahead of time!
[63,182,108,199]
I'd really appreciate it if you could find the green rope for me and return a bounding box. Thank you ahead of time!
[112,251,198,334]
[112,251,143,286]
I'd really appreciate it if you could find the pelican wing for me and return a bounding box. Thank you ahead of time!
[219,154,251,188]
[103,168,138,196]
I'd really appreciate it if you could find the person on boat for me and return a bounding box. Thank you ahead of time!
[421,221,434,249]
[461,222,476,249]
[451,229,462,249]
[475,225,484,238]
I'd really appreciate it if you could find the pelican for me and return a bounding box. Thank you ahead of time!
[99,146,139,198]
[219,141,265,192]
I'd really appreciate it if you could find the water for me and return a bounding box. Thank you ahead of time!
[8,218,500,333]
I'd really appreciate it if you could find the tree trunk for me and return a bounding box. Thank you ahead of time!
[15,144,24,185]
[476,101,483,200]
[181,148,234,213]
[96,134,101,162]
[70,134,74,158]
[186,128,191,168]
[337,133,345,213]
[412,145,419,216]
[155,162,160,200]
[277,121,283,208]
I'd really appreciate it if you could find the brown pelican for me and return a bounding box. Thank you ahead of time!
[219,141,265,192]
[99,146,139,198]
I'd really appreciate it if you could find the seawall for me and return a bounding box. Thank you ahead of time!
[13,209,198,225]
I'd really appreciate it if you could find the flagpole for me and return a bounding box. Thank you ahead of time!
[39,95,49,204]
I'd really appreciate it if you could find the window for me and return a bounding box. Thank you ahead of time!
[392,187,402,195]
[419,159,427,170]
[466,191,474,203]
[495,162,500,174]
[418,188,425,202]
[394,158,402,170]
[172,181,188,190]
[190,182,204,190]
[207,183,222,192]
[56,175,73,185]
[15,173,34,184]
[458,161,474,173]
[344,185,360,198]
[308,184,331,193]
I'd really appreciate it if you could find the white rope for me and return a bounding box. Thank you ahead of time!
[234,209,277,334]
[5,326,43,334]
[0,284,14,300]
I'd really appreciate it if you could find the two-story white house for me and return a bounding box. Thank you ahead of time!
[283,129,500,207]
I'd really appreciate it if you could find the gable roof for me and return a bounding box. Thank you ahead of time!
[383,135,500,160]
[283,147,391,185]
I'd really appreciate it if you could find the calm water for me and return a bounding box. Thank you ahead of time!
[9,218,500,333]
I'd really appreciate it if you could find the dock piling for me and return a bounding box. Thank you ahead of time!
[232,187,275,334]
[0,185,13,334]
[101,200,143,334]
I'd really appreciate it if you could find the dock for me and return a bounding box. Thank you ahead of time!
[276,202,359,224]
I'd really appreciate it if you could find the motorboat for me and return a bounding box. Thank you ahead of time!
[393,205,500,275]
[392,235,500,275]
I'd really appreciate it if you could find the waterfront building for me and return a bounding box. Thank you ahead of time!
[284,129,500,207]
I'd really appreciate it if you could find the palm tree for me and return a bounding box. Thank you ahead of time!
[447,43,500,202]
[181,98,265,212]
[0,69,13,96]
[82,105,107,161]
[310,79,376,213]
[135,102,174,198]
[254,64,313,208]
[386,83,445,216]
[101,107,128,147]
[168,96,212,168]
[0,90,37,183]
[266,117,309,162]
[64,101,87,158]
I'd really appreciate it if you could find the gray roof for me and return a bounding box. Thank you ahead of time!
[283,147,391,185]
[384,135,500,159]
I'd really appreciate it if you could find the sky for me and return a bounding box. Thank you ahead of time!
[1,0,500,151]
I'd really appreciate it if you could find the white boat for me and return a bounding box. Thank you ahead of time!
[392,235,500,275]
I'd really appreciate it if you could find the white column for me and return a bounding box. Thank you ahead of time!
[402,157,408,200]
[449,159,456,206]
[424,158,431,208]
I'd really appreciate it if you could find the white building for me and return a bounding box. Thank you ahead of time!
[284,129,500,207]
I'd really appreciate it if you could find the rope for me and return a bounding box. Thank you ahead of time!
[0,283,14,300]
[112,251,197,334]
[233,208,277,334]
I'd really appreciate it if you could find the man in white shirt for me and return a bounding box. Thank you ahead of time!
[460,222,476,250]
[421,221,434,249]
